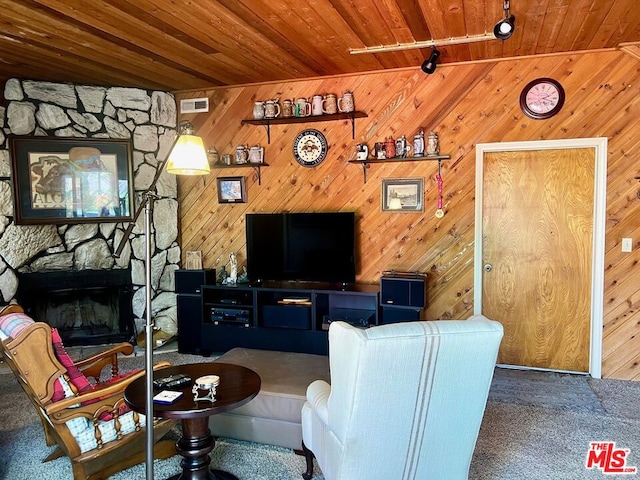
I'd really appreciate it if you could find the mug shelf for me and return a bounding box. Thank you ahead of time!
[241,111,368,143]
[212,162,269,185]
[348,155,450,183]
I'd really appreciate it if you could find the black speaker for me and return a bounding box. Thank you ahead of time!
[380,275,426,308]
[177,294,203,354]
[381,306,422,324]
[175,269,216,294]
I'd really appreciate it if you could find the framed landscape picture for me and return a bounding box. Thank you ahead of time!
[381,177,424,212]
[9,136,134,225]
[217,176,247,204]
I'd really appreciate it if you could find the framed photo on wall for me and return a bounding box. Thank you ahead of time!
[9,136,134,225]
[381,178,424,212]
[217,176,247,204]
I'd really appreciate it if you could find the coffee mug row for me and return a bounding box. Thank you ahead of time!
[253,91,354,119]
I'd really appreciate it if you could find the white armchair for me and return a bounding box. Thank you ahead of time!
[301,315,503,480]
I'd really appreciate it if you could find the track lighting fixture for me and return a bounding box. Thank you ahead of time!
[494,0,516,40]
[421,47,440,75]
[349,0,515,60]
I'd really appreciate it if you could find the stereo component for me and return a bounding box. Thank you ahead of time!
[210,307,251,327]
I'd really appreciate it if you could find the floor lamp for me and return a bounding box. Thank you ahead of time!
[114,120,210,479]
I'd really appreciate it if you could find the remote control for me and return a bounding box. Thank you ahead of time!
[153,374,192,389]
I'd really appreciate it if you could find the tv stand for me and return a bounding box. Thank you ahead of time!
[196,283,380,355]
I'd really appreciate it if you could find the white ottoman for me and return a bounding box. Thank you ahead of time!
[210,348,330,451]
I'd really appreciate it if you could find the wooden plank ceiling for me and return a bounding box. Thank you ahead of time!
[0,0,639,91]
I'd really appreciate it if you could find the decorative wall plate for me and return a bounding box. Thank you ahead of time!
[293,129,328,167]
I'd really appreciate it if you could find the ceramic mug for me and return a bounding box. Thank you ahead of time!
[413,131,425,157]
[207,146,220,165]
[253,101,265,120]
[337,91,354,113]
[427,131,440,156]
[373,142,386,159]
[356,143,368,160]
[264,100,280,119]
[384,137,396,159]
[295,98,311,117]
[249,145,264,164]
[282,99,294,118]
[235,145,249,164]
[323,93,338,114]
[312,95,324,116]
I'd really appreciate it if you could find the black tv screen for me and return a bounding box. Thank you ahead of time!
[246,212,356,285]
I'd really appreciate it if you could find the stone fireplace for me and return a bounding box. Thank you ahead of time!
[16,269,134,346]
[0,79,182,345]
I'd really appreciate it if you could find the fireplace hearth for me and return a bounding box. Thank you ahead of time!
[17,269,134,347]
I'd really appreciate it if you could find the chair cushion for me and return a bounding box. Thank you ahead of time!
[50,328,93,402]
[50,327,137,421]
[0,312,34,340]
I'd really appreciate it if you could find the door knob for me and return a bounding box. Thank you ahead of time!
[483,264,493,272]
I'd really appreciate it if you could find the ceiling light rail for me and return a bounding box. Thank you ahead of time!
[349,33,496,55]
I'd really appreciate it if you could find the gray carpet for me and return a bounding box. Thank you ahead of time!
[1,349,639,479]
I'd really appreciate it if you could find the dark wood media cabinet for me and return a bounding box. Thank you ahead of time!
[183,283,380,356]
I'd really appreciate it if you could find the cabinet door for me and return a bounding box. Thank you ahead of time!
[177,294,202,354]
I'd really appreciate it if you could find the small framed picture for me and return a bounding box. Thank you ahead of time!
[185,251,203,270]
[381,178,424,212]
[217,176,247,203]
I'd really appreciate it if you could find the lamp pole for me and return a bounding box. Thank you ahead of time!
[114,121,209,480]
[143,190,157,480]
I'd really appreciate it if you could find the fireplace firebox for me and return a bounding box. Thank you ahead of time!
[16,269,134,346]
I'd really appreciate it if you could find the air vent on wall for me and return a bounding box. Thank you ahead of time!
[180,97,209,113]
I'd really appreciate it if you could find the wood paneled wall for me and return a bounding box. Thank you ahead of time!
[176,49,640,380]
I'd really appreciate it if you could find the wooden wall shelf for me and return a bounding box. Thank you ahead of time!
[213,163,269,185]
[348,155,450,183]
[241,111,368,143]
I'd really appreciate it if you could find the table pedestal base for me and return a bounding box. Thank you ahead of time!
[167,416,239,480]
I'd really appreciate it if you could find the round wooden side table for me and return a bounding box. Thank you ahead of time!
[125,362,261,480]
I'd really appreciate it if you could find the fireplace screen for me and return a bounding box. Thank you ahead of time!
[17,269,134,346]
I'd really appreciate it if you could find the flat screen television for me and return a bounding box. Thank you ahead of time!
[246,212,356,285]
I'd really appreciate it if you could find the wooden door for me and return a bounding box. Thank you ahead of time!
[481,148,594,372]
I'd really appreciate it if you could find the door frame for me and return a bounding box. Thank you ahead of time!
[474,138,608,378]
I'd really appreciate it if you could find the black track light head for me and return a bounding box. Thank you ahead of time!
[421,47,440,75]
[494,14,516,40]
[494,0,515,40]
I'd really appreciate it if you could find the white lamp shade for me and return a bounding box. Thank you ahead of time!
[166,134,210,175]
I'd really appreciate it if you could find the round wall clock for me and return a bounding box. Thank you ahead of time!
[519,77,565,120]
[293,129,328,167]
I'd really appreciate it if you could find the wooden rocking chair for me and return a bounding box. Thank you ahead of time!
[0,305,177,480]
